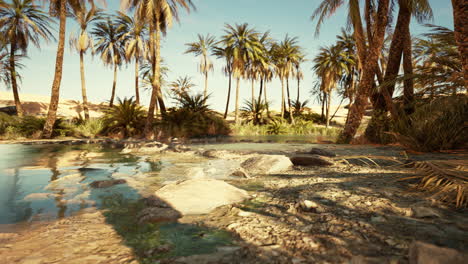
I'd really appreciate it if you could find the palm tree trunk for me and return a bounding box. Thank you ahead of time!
[286,77,294,124]
[326,90,331,128]
[451,0,468,89]
[296,75,300,103]
[9,42,23,117]
[79,51,90,120]
[109,63,118,107]
[251,79,255,107]
[339,0,390,143]
[280,78,285,118]
[145,22,162,138]
[258,77,263,103]
[223,71,232,119]
[204,71,208,99]
[235,77,240,124]
[135,57,140,105]
[321,91,325,119]
[42,0,67,139]
[264,81,269,116]
[402,29,414,115]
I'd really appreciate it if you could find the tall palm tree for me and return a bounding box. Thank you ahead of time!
[117,11,147,105]
[42,0,104,139]
[313,44,353,128]
[212,44,234,119]
[451,0,468,88]
[294,54,305,103]
[92,17,125,107]
[121,0,195,139]
[222,23,264,124]
[0,0,54,117]
[184,34,216,99]
[312,0,391,143]
[69,2,103,120]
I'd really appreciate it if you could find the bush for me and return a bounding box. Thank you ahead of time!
[157,93,230,138]
[0,112,19,135]
[392,96,468,152]
[240,100,270,125]
[102,97,146,138]
[266,119,288,135]
[75,119,104,138]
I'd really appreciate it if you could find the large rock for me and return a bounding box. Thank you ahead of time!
[137,207,182,224]
[309,148,336,157]
[89,179,126,188]
[241,155,293,174]
[409,241,468,264]
[290,155,334,166]
[155,179,249,215]
[121,141,168,154]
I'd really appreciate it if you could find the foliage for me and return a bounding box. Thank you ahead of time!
[75,119,104,138]
[402,160,468,208]
[0,114,75,139]
[0,112,18,135]
[158,93,230,138]
[392,96,468,152]
[102,97,146,138]
[240,100,270,125]
[266,118,288,135]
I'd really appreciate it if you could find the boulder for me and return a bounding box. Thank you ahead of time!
[409,241,468,264]
[230,168,251,178]
[411,206,442,218]
[89,179,126,188]
[241,155,293,174]
[121,141,168,154]
[137,207,182,224]
[309,148,336,157]
[290,155,334,166]
[155,179,249,215]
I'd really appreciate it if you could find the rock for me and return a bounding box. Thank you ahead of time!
[202,150,240,159]
[290,155,334,166]
[137,207,182,224]
[23,193,58,201]
[411,206,442,218]
[300,200,319,211]
[140,195,171,208]
[230,168,251,178]
[238,210,254,217]
[121,141,168,154]
[155,179,250,215]
[370,216,386,223]
[241,155,293,174]
[186,167,207,179]
[89,179,126,188]
[308,148,336,157]
[409,241,468,264]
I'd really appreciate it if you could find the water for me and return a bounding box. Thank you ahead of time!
[0,144,242,227]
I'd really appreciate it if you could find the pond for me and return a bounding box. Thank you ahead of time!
[0,143,245,229]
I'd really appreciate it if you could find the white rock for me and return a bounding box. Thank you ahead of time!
[241,155,293,175]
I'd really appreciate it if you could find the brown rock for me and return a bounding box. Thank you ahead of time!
[89,179,126,188]
[290,155,334,166]
[409,241,468,264]
[137,207,182,224]
[309,148,336,157]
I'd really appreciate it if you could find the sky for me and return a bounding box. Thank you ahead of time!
[6,0,455,111]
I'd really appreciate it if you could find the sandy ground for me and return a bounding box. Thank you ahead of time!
[0,91,107,118]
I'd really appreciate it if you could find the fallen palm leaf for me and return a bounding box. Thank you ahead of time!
[401,160,468,208]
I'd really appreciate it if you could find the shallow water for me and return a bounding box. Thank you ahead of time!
[0,144,242,228]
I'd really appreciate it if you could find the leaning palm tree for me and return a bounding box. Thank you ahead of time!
[451,0,468,88]
[0,0,54,117]
[184,34,216,99]
[121,0,195,139]
[92,17,125,107]
[117,11,147,105]
[69,2,103,120]
[42,0,105,139]
[222,23,263,124]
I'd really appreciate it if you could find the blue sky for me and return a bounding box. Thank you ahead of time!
[10,0,454,111]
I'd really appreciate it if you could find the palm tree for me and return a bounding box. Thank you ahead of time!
[0,0,54,117]
[312,0,392,143]
[169,75,195,97]
[212,44,234,119]
[117,11,147,105]
[222,23,263,124]
[313,44,353,128]
[121,0,195,139]
[451,0,468,88]
[92,17,125,107]
[42,0,104,139]
[69,2,103,120]
[294,54,306,103]
[184,34,216,99]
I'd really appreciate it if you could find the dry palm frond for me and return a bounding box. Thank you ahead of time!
[339,155,405,168]
[401,160,468,208]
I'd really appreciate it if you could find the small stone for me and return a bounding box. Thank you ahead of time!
[411,206,442,218]
[303,237,320,249]
[290,155,334,167]
[238,210,254,217]
[89,179,126,188]
[365,201,372,206]
[308,148,336,157]
[370,216,385,223]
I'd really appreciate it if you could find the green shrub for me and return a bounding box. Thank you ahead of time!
[240,100,270,125]
[75,119,104,138]
[392,96,468,152]
[266,119,288,135]
[102,97,146,138]
[157,93,230,138]
[0,113,19,135]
